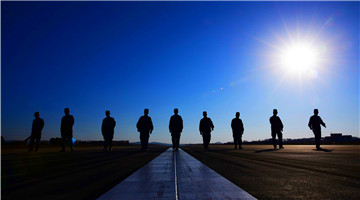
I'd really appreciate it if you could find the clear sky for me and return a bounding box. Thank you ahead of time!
[2,1,359,144]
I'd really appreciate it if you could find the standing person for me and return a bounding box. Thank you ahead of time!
[231,112,244,150]
[29,112,44,152]
[269,109,284,149]
[308,109,326,150]
[136,109,154,152]
[102,110,116,152]
[199,111,214,151]
[169,108,183,151]
[60,108,75,152]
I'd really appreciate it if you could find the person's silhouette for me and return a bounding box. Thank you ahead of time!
[308,109,326,150]
[199,111,214,151]
[102,110,116,152]
[60,108,75,152]
[136,109,154,152]
[29,112,44,152]
[169,108,183,151]
[231,112,244,150]
[269,109,284,149]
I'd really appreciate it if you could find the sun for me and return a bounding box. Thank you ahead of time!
[280,43,319,75]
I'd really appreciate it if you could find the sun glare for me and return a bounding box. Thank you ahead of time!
[280,43,319,75]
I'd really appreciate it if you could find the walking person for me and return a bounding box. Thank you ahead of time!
[231,112,244,150]
[136,109,154,152]
[60,108,75,152]
[28,112,44,152]
[169,108,183,151]
[102,110,116,151]
[308,109,326,150]
[199,111,214,151]
[269,109,284,149]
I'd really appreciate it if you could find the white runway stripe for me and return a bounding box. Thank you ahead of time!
[98,148,256,200]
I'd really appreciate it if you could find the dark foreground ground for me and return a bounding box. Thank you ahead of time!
[182,145,360,200]
[2,145,168,200]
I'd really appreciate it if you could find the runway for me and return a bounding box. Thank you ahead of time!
[98,148,256,200]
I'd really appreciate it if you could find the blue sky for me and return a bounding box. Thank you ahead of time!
[2,2,359,143]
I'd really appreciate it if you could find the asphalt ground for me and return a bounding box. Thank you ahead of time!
[181,145,360,200]
[1,145,168,200]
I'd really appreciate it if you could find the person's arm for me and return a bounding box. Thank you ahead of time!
[210,119,214,131]
[150,118,154,134]
[320,117,326,128]
[71,116,75,127]
[308,117,312,130]
[240,119,244,133]
[180,117,183,132]
[101,119,104,134]
[169,117,172,133]
[113,118,116,128]
[41,119,45,131]
[199,120,202,135]
[279,118,283,131]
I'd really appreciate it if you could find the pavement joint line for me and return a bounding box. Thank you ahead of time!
[98,147,256,199]
[174,149,179,200]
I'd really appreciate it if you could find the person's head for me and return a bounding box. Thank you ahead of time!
[314,109,319,116]
[144,109,149,116]
[64,108,70,115]
[273,109,278,116]
[34,112,40,118]
[174,108,178,115]
[203,111,207,118]
[235,112,240,118]
[106,110,110,117]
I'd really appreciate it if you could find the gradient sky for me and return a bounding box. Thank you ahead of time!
[2,1,359,143]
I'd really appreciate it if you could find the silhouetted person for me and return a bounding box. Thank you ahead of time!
[136,109,154,151]
[102,110,116,151]
[60,108,75,152]
[29,112,44,152]
[308,109,326,150]
[199,111,214,150]
[231,112,244,150]
[169,108,183,151]
[269,109,284,149]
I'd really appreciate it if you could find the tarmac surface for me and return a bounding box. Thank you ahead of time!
[182,145,360,200]
[98,148,256,200]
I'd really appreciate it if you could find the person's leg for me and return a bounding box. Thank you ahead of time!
[239,134,243,149]
[233,134,238,149]
[145,134,149,151]
[29,135,35,151]
[69,137,73,152]
[271,132,277,149]
[104,136,108,150]
[60,136,66,152]
[202,135,206,150]
[109,136,113,151]
[205,133,211,150]
[35,135,41,152]
[174,133,180,150]
[314,131,321,149]
[171,133,175,149]
[278,131,283,148]
[140,134,145,151]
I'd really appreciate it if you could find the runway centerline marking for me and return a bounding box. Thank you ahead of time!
[98,148,256,200]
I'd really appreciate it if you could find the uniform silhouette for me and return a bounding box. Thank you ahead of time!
[169,108,183,151]
[102,110,116,151]
[308,109,326,150]
[136,109,154,151]
[231,112,244,150]
[269,109,284,149]
[60,108,75,152]
[199,111,214,150]
[29,112,44,152]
